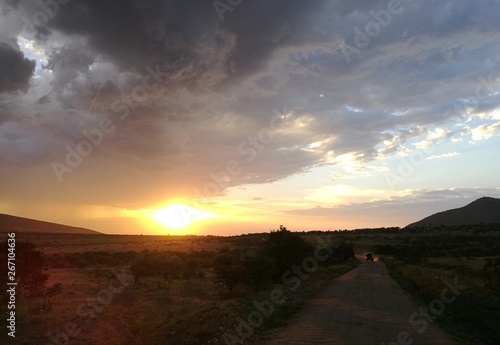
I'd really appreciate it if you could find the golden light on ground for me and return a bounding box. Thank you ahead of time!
[152,203,213,232]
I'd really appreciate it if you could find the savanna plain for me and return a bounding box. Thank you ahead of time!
[1,224,500,345]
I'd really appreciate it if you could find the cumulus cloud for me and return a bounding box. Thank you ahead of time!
[471,122,500,141]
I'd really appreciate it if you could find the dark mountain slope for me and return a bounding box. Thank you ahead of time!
[405,197,500,228]
[0,214,102,234]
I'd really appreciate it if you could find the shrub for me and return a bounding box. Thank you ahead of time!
[373,244,396,255]
[393,245,428,264]
[322,242,355,265]
[130,251,157,283]
[483,257,500,292]
[213,253,244,293]
[181,260,198,283]
[130,251,193,286]
[239,254,277,291]
[0,241,48,298]
[264,226,314,278]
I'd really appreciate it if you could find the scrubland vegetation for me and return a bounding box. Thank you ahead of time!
[1,223,499,344]
[355,224,500,345]
[0,227,355,345]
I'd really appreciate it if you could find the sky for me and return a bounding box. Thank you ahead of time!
[1,0,499,236]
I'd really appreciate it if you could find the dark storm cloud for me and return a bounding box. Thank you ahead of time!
[45,44,95,91]
[48,0,178,70]
[1,0,499,205]
[42,0,237,89]
[0,40,35,93]
[29,0,334,94]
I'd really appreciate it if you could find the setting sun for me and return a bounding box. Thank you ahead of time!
[152,204,212,231]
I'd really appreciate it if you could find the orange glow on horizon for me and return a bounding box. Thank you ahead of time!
[151,203,214,233]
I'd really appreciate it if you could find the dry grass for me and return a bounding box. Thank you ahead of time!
[14,232,230,255]
[4,232,360,345]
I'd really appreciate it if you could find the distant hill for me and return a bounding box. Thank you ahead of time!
[0,214,102,234]
[405,197,500,228]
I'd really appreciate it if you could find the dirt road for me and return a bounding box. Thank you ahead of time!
[266,260,458,345]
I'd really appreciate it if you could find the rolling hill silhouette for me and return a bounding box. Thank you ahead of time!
[405,196,500,228]
[0,214,102,234]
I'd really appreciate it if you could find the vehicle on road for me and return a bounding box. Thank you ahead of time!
[366,252,374,262]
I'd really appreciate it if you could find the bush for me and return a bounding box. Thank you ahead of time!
[264,226,314,278]
[373,244,396,255]
[181,259,198,283]
[0,241,48,298]
[483,257,500,292]
[213,252,277,293]
[329,242,355,262]
[130,251,197,286]
[213,252,244,292]
[393,245,428,264]
[130,252,153,283]
[239,254,277,291]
